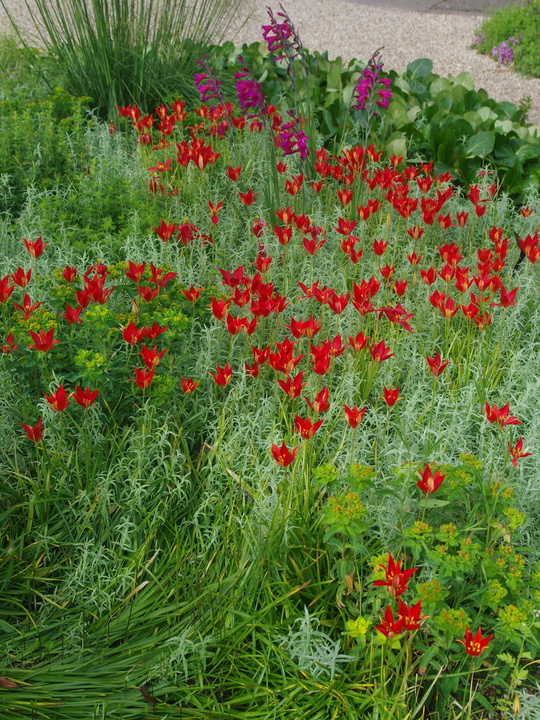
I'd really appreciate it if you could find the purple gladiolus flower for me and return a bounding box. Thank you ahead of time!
[278,113,309,160]
[235,59,267,116]
[194,59,224,103]
[261,4,302,61]
[351,50,392,113]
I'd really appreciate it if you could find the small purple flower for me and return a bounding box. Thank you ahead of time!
[492,36,521,64]
[472,32,485,48]
[235,59,267,116]
[492,41,514,64]
[278,113,309,160]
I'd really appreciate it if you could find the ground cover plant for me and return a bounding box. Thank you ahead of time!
[1,5,540,719]
[473,0,540,79]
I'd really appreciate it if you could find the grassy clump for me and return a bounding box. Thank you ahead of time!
[2,0,251,119]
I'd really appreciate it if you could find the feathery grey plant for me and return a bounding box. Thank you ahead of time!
[279,607,353,680]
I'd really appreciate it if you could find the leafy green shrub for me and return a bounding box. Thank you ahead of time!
[474,1,540,77]
[0,88,91,216]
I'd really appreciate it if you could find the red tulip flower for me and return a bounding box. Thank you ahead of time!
[130,367,155,390]
[153,219,177,242]
[209,363,233,387]
[144,323,167,341]
[73,385,99,408]
[244,362,260,378]
[150,266,178,288]
[1,332,19,354]
[369,340,394,363]
[304,387,330,413]
[382,386,401,407]
[226,165,241,181]
[507,438,532,467]
[28,328,59,353]
[139,345,167,369]
[0,275,15,303]
[44,385,69,412]
[393,280,408,297]
[277,371,306,399]
[407,252,423,265]
[397,599,426,631]
[348,332,369,352]
[11,267,32,288]
[407,225,424,241]
[458,627,493,657]
[14,293,43,319]
[62,265,77,282]
[251,346,271,365]
[181,377,199,394]
[208,200,223,225]
[24,236,49,258]
[373,239,388,256]
[238,189,256,206]
[271,441,300,467]
[294,415,324,439]
[344,404,367,429]
[182,286,203,303]
[21,418,44,442]
[125,261,146,283]
[417,464,446,494]
[122,322,144,345]
[426,352,450,377]
[286,316,321,340]
[484,402,522,428]
[376,606,404,638]
[374,553,418,598]
[137,284,159,302]
[210,297,231,321]
[252,220,267,239]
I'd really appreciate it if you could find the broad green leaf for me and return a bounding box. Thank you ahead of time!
[477,106,498,123]
[437,133,456,164]
[326,58,343,91]
[385,136,408,159]
[462,110,483,129]
[407,105,422,121]
[406,58,433,82]
[451,85,468,105]
[441,117,473,138]
[393,76,410,94]
[429,76,450,95]
[464,130,495,158]
[493,135,520,167]
[494,119,514,134]
[453,71,475,90]
[517,125,540,141]
[387,100,409,128]
[516,142,540,161]
[424,498,451,508]
[342,83,355,107]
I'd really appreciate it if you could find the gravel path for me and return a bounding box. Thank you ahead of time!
[2,0,540,126]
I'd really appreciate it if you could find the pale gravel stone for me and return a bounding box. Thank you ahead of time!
[1,0,540,126]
